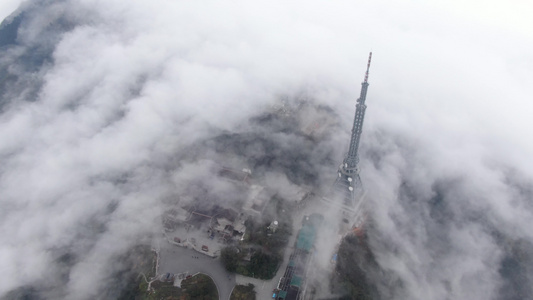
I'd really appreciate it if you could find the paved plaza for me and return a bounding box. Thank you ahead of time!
[158,240,236,300]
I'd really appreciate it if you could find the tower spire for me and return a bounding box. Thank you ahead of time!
[364,52,372,83]
[331,52,373,213]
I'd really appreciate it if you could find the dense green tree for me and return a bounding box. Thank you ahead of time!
[221,247,240,272]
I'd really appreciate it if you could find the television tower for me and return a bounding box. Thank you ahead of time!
[331,52,372,218]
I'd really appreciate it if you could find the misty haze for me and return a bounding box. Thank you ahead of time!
[0,1,532,300]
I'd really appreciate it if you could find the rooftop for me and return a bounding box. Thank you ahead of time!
[296,225,316,252]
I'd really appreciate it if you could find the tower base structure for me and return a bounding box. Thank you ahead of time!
[318,160,366,234]
[333,161,361,206]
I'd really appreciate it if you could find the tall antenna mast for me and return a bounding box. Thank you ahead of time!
[331,52,373,211]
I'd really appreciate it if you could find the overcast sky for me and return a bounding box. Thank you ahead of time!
[0,0,22,22]
[1,0,532,299]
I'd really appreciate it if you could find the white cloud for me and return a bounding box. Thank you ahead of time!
[0,0,22,22]
[0,0,532,299]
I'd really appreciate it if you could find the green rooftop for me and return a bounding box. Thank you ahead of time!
[296,225,316,251]
[290,275,303,287]
[288,260,295,267]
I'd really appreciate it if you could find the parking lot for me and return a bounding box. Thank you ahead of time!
[158,239,236,300]
[165,225,227,257]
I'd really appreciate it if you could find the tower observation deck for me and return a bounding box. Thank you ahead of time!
[330,52,372,225]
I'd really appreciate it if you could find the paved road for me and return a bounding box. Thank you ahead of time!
[236,230,299,300]
[236,207,311,300]
[158,241,236,300]
[157,202,323,300]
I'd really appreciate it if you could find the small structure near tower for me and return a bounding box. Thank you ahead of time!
[210,208,246,240]
[268,220,279,233]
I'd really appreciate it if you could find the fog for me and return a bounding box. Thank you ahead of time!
[0,0,532,299]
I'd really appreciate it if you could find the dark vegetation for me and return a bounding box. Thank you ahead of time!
[207,131,324,186]
[116,245,157,300]
[0,12,23,47]
[133,273,218,300]
[175,100,340,188]
[498,238,533,300]
[230,284,256,300]
[221,197,292,279]
[0,2,76,111]
[221,246,281,279]
[147,281,181,300]
[244,204,292,251]
[1,286,43,300]
[331,234,379,300]
[180,274,219,300]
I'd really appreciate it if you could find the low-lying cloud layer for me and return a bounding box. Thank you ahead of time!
[1,0,532,299]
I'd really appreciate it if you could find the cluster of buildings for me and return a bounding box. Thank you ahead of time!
[161,166,296,257]
[274,214,324,300]
[162,205,249,257]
